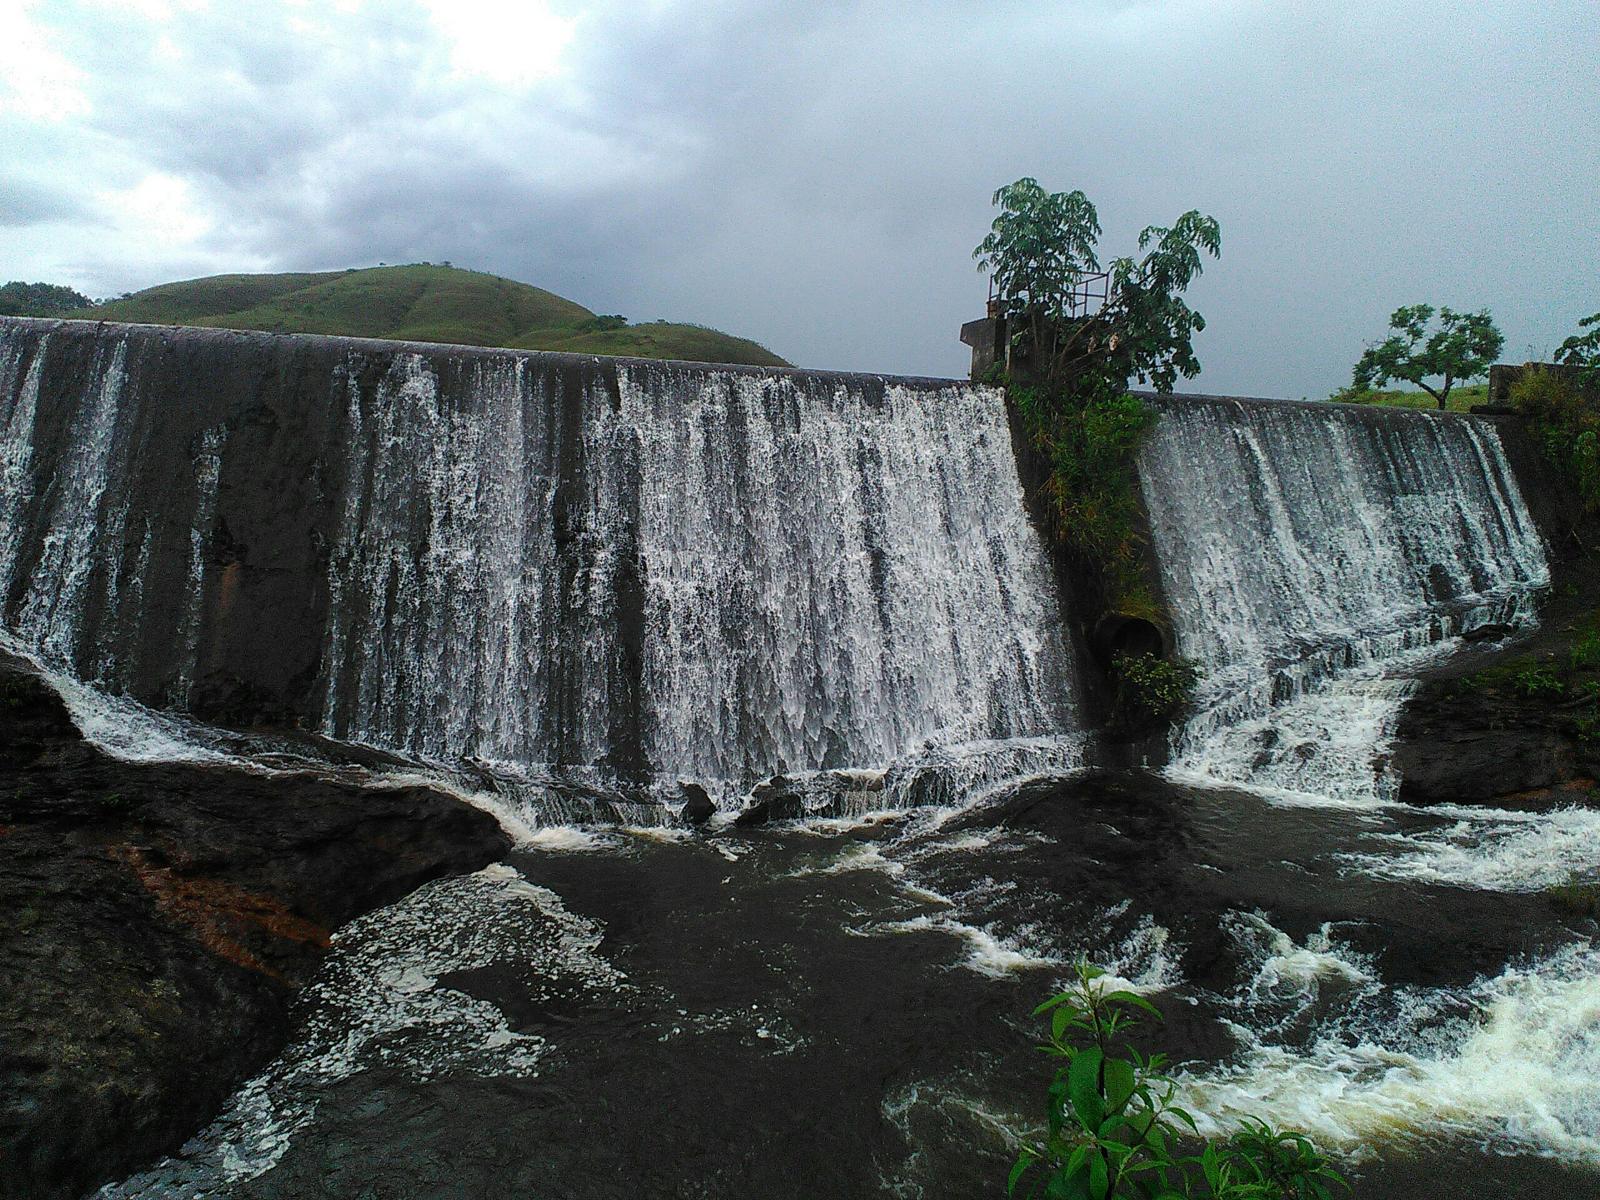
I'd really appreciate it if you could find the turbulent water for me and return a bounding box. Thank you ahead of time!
[3,319,1597,1198]
[320,355,1077,796]
[1141,395,1550,804]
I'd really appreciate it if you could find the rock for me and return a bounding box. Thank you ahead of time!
[734,776,806,826]
[1461,623,1518,643]
[0,651,512,1200]
[1390,673,1598,809]
[679,781,716,826]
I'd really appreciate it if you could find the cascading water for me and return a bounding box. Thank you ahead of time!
[8,317,1598,1199]
[0,318,1079,814]
[1140,395,1550,802]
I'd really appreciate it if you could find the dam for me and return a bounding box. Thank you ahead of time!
[1,316,1594,1200]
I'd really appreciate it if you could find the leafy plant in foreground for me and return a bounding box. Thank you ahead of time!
[1009,963,1347,1200]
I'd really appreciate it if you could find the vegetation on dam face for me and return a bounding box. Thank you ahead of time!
[974,177,1221,731]
[78,263,790,367]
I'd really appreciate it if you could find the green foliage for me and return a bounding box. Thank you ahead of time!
[1012,385,1159,614]
[1557,312,1600,389]
[975,179,1102,325]
[0,280,94,317]
[975,179,1221,401]
[1512,665,1564,699]
[516,320,787,366]
[1010,962,1347,1200]
[974,179,1219,627]
[1569,630,1600,672]
[1546,882,1600,919]
[1351,304,1504,410]
[85,265,788,367]
[1512,369,1600,512]
[1111,652,1200,732]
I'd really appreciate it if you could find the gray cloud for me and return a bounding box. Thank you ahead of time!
[1,0,1595,394]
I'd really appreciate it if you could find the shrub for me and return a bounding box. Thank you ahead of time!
[1111,651,1199,733]
[1012,384,1160,615]
[1512,665,1564,699]
[1557,313,1600,390]
[1010,962,1347,1199]
[1512,369,1600,511]
[1569,631,1600,672]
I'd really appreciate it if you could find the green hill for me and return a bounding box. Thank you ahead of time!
[85,264,789,368]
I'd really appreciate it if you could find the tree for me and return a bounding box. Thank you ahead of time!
[1557,311,1600,388]
[1351,304,1504,409]
[0,281,93,318]
[974,179,1221,402]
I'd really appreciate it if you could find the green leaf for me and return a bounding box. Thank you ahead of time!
[1053,1004,1075,1042]
[1068,1046,1105,1129]
[1065,1145,1088,1180]
[1088,1151,1109,1200]
[1166,1105,1200,1134]
[1102,1057,1136,1115]
[1008,1153,1033,1195]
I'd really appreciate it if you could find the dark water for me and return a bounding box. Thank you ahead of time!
[97,768,1600,1200]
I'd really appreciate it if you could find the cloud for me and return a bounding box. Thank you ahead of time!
[0,0,1595,394]
[0,1,90,121]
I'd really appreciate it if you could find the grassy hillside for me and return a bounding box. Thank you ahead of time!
[84,264,789,367]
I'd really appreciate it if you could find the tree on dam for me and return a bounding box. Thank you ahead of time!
[1351,303,1504,410]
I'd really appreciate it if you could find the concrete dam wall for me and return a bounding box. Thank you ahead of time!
[0,317,1079,807]
[0,316,1550,811]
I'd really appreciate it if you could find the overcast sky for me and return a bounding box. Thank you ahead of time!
[2,0,1595,396]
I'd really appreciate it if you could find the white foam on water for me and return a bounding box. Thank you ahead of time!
[1223,912,1380,1020]
[1347,803,1600,892]
[1098,907,1183,996]
[1179,941,1600,1162]
[1165,672,1419,811]
[624,824,697,844]
[2,631,241,767]
[523,825,620,853]
[99,864,624,1198]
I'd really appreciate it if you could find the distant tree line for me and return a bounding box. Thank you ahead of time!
[0,281,94,318]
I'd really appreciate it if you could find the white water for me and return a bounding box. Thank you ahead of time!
[1348,802,1600,891]
[1143,398,1549,803]
[319,356,1080,800]
[0,326,1082,814]
[1137,399,1600,1165]
[98,864,615,1198]
[1182,922,1600,1162]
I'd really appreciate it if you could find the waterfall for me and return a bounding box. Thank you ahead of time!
[1140,395,1550,801]
[0,318,1079,809]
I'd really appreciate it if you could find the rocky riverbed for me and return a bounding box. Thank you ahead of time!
[0,650,511,1199]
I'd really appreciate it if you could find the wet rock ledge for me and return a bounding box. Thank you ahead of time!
[1392,610,1600,811]
[0,651,511,1200]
